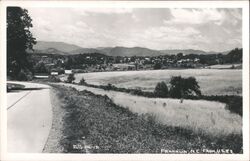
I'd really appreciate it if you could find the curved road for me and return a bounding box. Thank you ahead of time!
[7,81,52,153]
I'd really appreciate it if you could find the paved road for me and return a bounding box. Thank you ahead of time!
[7,81,52,153]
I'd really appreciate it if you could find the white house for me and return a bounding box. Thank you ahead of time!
[113,63,136,70]
[51,72,59,76]
[34,74,49,79]
[65,70,73,74]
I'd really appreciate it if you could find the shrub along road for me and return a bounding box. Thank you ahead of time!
[7,81,52,153]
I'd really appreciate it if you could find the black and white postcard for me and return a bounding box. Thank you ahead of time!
[0,1,249,161]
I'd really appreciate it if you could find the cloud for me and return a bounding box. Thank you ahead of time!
[145,26,200,38]
[165,9,224,25]
[130,26,209,50]
[83,8,133,15]
[70,8,133,16]
[27,7,242,52]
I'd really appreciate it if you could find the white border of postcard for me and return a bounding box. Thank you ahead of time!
[0,1,249,161]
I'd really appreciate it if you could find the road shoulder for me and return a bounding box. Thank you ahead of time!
[43,86,65,153]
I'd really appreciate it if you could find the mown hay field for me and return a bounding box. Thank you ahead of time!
[59,83,242,137]
[74,69,242,96]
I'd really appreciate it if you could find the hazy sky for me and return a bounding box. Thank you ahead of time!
[27,8,242,52]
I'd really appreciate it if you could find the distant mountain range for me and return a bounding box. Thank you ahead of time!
[33,41,82,53]
[31,41,231,57]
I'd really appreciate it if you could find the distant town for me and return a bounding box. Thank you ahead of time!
[28,47,242,78]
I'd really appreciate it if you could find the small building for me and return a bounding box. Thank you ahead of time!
[113,63,136,71]
[194,58,200,63]
[34,73,49,79]
[51,72,59,76]
[65,70,73,74]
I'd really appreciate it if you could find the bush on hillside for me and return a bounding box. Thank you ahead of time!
[17,69,33,81]
[67,73,75,83]
[226,97,242,116]
[79,78,86,85]
[169,76,201,98]
[154,81,168,98]
[106,83,113,90]
[153,62,162,69]
[49,75,61,82]
[130,88,144,96]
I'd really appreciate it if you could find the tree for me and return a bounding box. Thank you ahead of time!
[176,53,183,60]
[67,73,75,83]
[79,77,86,85]
[34,62,48,73]
[7,7,36,79]
[154,81,168,98]
[153,62,162,69]
[65,57,73,69]
[224,48,242,63]
[169,76,201,98]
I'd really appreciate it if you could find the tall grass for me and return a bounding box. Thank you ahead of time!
[58,83,242,137]
[52,84,242,153]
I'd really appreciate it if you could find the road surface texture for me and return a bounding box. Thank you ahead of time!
[7,81,52,153]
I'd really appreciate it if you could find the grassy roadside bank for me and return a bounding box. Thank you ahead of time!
[50,84,242,153]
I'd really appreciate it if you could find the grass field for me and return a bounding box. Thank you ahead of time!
[74,69,242,96]
[52,84,242,153]
[59,83,242,137]
[208,64,242,69]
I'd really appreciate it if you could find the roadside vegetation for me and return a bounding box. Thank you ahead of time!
[60,83,242,137]
[51,84,242,153]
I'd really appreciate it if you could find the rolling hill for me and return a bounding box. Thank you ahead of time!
[32,41,230,57]
[102,46,163,57]
[160,49,208,55]
[70,48,103,55]
[33,41,82,53]
[32,48,68,55]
